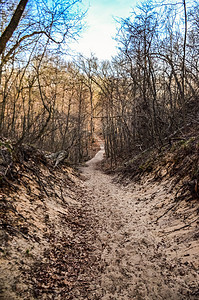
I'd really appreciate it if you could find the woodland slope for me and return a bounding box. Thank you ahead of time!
[0,134,199,299]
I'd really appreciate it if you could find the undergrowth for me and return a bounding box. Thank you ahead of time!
[113,132,199,201]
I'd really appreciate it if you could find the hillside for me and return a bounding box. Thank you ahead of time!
[0,135,199,299]
[0,141,101,299]
[1,1,199,298]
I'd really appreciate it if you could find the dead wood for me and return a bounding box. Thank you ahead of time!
[45,150,68,167]
[162,217,199,235]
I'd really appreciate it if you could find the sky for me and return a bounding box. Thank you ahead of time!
[70,0,137,60]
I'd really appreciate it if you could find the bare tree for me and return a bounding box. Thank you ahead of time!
[94,0,199,166]
[0,0,29,56]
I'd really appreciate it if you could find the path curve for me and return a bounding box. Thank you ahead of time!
[80,141,199,300]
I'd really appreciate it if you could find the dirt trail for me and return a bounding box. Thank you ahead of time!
[80,141,199,300]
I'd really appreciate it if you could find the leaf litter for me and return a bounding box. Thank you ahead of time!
[0,138,199,299]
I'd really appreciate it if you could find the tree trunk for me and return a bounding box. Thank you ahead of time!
[0,0,29,55]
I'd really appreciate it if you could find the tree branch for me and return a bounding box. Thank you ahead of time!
[0,0,29,55]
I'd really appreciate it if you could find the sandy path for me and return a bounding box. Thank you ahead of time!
[80,141,199,300]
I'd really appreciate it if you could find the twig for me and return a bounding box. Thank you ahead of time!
[155,202,179,223]
[0,223,30,240]
[0,176,18,190]
[4,163,13,176]
[161,217,199,235]
[23,163,49,197]
[8,205,27,221]
[155,181,190,223]
[59,185,65,202]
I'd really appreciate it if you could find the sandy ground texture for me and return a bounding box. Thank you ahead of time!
[80,141,199,300]
[0,162,101,300]
[0,141,198,299]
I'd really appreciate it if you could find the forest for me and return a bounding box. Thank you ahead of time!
[0,1,199,299]
[0,0,198,165]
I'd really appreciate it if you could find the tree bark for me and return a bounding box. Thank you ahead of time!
[0,0,29,55]
[181,0,187,125]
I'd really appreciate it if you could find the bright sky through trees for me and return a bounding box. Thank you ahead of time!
[70,0,137,60]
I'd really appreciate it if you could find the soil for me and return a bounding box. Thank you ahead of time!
[80,140,199,299]
[0,139,199,299]
[0,160,101,300]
